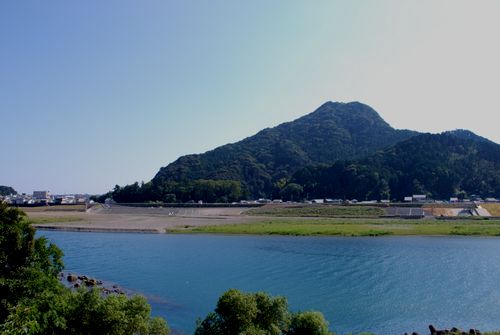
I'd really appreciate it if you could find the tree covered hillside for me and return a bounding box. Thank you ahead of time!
[106,101,499,203]
[152,102,416,199]
[0,186,17,196]
[289,133,500,201]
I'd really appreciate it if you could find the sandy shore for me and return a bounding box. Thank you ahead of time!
[29,205,262,233]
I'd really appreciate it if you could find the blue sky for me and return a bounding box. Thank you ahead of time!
[1,1,499,194]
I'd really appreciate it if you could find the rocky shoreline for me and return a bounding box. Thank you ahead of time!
[61,271,127,296]
[405,325,482,335]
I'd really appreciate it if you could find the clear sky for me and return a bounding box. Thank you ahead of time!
[1,1,499,194]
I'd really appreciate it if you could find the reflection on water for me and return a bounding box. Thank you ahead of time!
[41,232,500,335]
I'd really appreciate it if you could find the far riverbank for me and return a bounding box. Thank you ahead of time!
[27,204,500,237]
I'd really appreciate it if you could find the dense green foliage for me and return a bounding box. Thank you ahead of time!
[0,203,63,322]
[290,133,500,201]
[1,289,169,335]
[195,289,332,335]
[109,179,243,204]
[0,202,170,334]
[0,186,17,196]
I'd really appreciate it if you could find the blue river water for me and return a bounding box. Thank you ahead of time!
[40,231,500,335]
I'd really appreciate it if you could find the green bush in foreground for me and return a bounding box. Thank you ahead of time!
[0,203,63,323]
[1,289,169,335]
[0,203,170,335]
[195,289,333,335]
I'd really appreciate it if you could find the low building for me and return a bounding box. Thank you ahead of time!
[325,198,342,204]
[412,194,427,202]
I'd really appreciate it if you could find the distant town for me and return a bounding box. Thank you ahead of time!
[0,190,91,206]
[2,189,498,210]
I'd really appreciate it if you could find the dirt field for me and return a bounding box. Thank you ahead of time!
[28,204,260,233]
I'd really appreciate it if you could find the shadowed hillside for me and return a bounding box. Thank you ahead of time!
[290,133,500,201]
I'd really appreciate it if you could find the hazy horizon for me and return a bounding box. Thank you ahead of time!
[2,1,499,194]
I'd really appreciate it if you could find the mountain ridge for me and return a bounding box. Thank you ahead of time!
[108,101,499,203]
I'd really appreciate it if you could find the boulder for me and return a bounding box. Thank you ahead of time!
[84,279,96,287]
[67,274,77,282]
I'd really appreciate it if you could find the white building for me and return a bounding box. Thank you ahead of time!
[33,191,50,204]
[412,194,427,202]
[33,191,50,200]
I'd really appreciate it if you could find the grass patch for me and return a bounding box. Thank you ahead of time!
[245,205,384,218]
[27,216,84,224]
[167,218,500,237]
[21,204,87,212]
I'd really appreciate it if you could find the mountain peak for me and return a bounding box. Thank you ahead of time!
[313,101,383,117]
[302,101,392,133]
[153,101,417,198]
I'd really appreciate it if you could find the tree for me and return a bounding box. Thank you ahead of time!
[1,289,169,335]
[0,186,17,196]
[280,183,303,202]
[0,202,170,334]
[195,289,332,335]
[286,311,331,335]
[0,203,63,322]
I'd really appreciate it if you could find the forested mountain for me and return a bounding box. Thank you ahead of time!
[0,186,17,196]
[290,133,500,201]
[108,101,499,203]
[151,102,416,199]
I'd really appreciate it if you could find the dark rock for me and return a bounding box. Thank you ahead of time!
[113,288,124,294]
[84,279,96,287]
[67,274,77,282]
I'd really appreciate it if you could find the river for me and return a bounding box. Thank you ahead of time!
[40,231,500,334]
